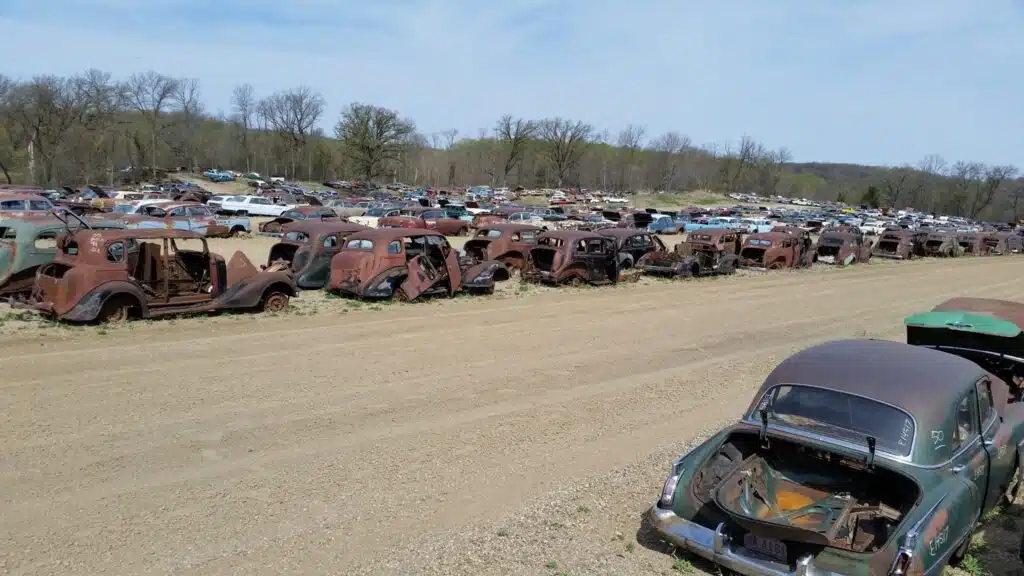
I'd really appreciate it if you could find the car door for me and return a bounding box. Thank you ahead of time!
[944,388,987,547]
[977,377,1016,510]
[301,234,341,286]
[167,207,196,232]
[187,206,218,234]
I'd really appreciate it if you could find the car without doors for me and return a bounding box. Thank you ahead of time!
[739,231,813,270]
[983,231,1023,255]
[14,224,297,322]
[266,220,370,290]
[638,228,741,277]
[922,230,965,257]
[258,206,339,235]
[872,228,924,260]
[378,206,470,236]
[522,230,619,286]
[326,228,505,300]
[814,228,873,266]
[461,223,540,273]
[956,233,986,256]
[596,228,666,269]
[648,338,1024,576]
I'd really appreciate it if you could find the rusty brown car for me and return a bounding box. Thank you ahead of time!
[739,231,813,270]
[922,230,965,257]
[266,220,370,289]
[15,228,297,322]
[596,228,666,269]
[813,228,873,266]
[983,231,1023,255]
[378,206,470,236]
[522,230,619,286]
[872,228,922,260]
[327,228,506,300]
[462,223,540,272]
[471,214,507,229]
[258,206,339,235]
[638,228,741,277]
[957,232,986,256]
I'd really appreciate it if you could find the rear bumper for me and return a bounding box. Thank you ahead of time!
[872,253,905,259]
[647,505,841,576]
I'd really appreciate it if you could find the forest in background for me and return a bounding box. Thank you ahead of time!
[0,69,1021,221]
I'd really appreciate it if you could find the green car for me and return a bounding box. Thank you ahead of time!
[648,337,1024,576]
[0,217,124,298]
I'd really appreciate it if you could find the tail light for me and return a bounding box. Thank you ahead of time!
[659,460,686,507]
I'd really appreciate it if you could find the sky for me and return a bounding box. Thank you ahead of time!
[0,0,1021,167]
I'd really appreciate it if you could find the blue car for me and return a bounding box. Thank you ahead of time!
[648,217,684,234]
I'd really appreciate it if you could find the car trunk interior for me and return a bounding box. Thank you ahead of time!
[739,248,766,265]
[530,247,557,271]
[816,244,841,257]
[875,239,901,254]
[268,243,300,267]
[689,432,918,560]
[959,240,978,253]
[463,239,491,263]
[925,239,945,250]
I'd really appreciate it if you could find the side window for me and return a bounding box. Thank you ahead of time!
[387,240,401,254]
[322,235,338,248]
[188,206,211,217]
[168,208,187,217]
[521,231,537,242]
[34,230,59,250]
[977,379,995,427]
[951,390,979,453]
[107,241,125,263]
[0,199,26,210]
[510,233,521,242]
[29,199,52,211]
[426,235,447,248]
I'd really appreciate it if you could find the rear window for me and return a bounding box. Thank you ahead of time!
[0,200,26,210]
[29,199,51,210]
[345,239,373,249]
[478,229,503,238]
[284,231,310,242]
[753,384,914,457]
[747,238,773,247]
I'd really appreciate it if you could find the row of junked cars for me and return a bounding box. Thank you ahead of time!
[647,296,1024,575]
[3,203,1023,324]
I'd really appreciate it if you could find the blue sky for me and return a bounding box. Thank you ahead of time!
[0,0,1020,166]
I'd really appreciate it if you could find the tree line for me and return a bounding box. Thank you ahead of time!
[0,69,1020,221]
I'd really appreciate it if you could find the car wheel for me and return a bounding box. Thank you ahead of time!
[261,290,290,312]
[97,296,135,324]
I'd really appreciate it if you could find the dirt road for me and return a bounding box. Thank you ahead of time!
[2,257,1023,575]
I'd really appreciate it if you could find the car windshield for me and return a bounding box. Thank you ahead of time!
[112,205,137,214]
[366,207,387,216]
[753,384,914,457]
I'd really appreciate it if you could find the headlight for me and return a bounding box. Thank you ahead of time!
[659,459,685,507]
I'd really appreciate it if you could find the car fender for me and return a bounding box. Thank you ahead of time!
[361,266,409,298]
[215,271,297,309]
[892,482,976,575]
[60,281,149,322]
[462,259,509,287]
[658,428,733,518]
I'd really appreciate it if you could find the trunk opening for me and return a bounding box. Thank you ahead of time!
[531,247,557,271]
[925,240,944,249]
[875,240,900,254]
[463,239,491,263]
[689,432,918,562]
[268,244,299,267]
[739,247,766,265]
[816,245,840,258]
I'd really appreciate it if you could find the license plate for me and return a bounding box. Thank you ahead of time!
[743,533,787,562]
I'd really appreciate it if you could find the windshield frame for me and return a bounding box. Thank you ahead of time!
[747,383,917,459]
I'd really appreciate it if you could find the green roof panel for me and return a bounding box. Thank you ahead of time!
[903,311,1023,338]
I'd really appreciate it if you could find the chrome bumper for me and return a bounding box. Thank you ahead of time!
[647,505,841,576]
[817,255,836,264]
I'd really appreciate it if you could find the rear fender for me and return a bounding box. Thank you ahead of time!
[60,281,149,322]
[462,259,509,288]
[363,266,410,298]
[216,272,297,309]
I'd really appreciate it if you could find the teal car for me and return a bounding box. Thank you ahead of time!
[648,337,1024,575]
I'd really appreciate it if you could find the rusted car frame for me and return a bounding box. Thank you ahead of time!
[983,231,1023,255]
[922,230,964,257]
[258,206,340,235]
[814,229,873,266]
[462,223,540,273]
[956,232,986,256]
[638,228,741,277]
[596,228,666,269]
[15,227,297,322]
[326,228,505,300]
[739,231,813,270]
[378,207,470,236]
[266,220,370,289]
[522,230,619,286]
[872,228,922,260]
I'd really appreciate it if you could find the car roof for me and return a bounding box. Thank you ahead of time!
[931,297,1024,331]
[596,228,647,238]
[344,228,444,242]
[538,230,602,241]
[753,339,984,425]
[281,220,369,236]
[746,231,790,241]
[476,223,541,233]
[686,228,733,239]
[71,228,203,241]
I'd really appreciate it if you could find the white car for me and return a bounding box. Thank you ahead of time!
[859,220,886,236]
[215,195,293,217]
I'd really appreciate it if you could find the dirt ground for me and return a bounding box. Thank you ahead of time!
[2,256,1024,575]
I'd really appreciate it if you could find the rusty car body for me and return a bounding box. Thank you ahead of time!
[739,231,813,270]
[326,228,506,300]
[522,230,619,286]
[872,228,923,260]
[378,206,470,236]
[266,220,370,289]
[922,230,965,257]
[15,228,297,322]
[814,229,873,266]
[638,228,741,277]
[956,233,986,256]
[982,231,1023,255]
[462,223,540,272]
[0,216,125,298]
[648,338,1024,576]
[258,206,340,235]
[117,201,240,237]
[596,228,666,269]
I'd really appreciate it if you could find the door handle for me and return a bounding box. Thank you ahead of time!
[983,439,995,448]
[951,464,966,473]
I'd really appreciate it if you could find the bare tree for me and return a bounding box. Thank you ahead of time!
[539,118,592,187]
[718,136,761,193]
[260,86,325,179]
[442,129,459,149]
[879,166,924,209]
[121,71,178,177]
[170,78,203,171]
[948,161,1018,218]
[231,83,255,172]
[753,147,792,197]
[334,102,416,181]
[648,131,691,191]
[616,124,646,194]
[494,115,535,186]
